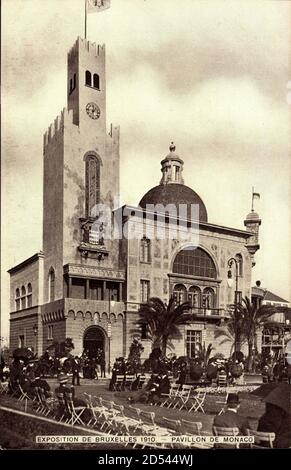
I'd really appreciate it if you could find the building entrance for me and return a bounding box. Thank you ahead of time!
[83,326,105,359]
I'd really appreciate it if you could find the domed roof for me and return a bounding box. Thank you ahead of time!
[139,183,208,222]
[245,211,260,221]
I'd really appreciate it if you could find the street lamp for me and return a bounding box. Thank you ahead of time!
[33,323,38,356]
[108,293,115,374]
[227,258,239,361]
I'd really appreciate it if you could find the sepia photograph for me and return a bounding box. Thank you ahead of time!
[1,0,291,458]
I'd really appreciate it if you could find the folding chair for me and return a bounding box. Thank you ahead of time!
[18,384,31,402]
[98,398,116,432]
[162,417,182,434]
[65,391,87,426]
[113,375,124,391]
[124,375,135,391]
[181,419,202,436]
[216,392,229,415]
[55,391,70,422]
[0,381,9,395]
[160,383,180,408]
[138,409,173,439]
[137,375,147,389]
[213,426,240,448]
[175,385,192,411]
[84,393,103,427]
[188,390,206,413]
[246,429,275,448]
[217,373,228,387]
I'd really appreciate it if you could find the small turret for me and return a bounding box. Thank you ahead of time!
[160,142,184,185]
[244,189,261,266]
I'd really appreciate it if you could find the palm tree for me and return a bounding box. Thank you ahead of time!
[195,342,215,369]
[214,308,247,356]
[136,297,192,356]
[236,297,279,371]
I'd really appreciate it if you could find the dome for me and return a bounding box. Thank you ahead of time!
[245,211,260,221]
[139,183,208,222]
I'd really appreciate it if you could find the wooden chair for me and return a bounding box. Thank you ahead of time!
[175,385,192,411]
[217,373,228,387]
[160,383,180,408]
[137,375,147,389]
[246,429,275,448]
[65,391,87,426]
[163,417,182,434]
[188,390,206,413]
[181,419,202,436]
[17,384,31,402]
[124,375,135,391]
[113,375,124,391]
[0,381,9,395]
[84,393,103,427]
[213,425,240,448]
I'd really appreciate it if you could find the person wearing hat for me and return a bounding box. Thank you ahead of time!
[213,393,250,434]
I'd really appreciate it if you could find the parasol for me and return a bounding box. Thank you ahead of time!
[13,347,35,361]
[251,382,279,398]
[263,383,291,415]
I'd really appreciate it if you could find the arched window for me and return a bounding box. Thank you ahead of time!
[140,237,151,263]
[15,288,20,311]
[236,254,243,277]
[85,70,92,86]
[49,268,55,302]
[27,283,32,308]
[188,286,201,308]
[173,247,216,279]
[93,73,100,89]
[85,154,101,217]
[173,284,187,305]
[202,288,215,309]
[21,286,26,309]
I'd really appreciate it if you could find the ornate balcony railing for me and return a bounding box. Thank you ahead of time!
[188,307,225,318]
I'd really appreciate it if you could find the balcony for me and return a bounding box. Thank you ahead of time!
[188,306,226,320]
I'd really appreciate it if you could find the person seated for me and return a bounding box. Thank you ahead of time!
[213,393,250,434]
[257,402,291,448]
[176,362,187,387]
[147,371,170,405]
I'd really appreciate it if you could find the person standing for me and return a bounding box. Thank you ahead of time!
[100,353,106,378]
[72,356,81,386]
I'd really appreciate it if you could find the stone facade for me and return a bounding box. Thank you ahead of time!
[9,36,260,367]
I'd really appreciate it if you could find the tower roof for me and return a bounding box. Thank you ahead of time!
[138,143,208,222]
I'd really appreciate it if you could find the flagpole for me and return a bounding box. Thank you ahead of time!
[85,0,87,39]
[251,186,254,212]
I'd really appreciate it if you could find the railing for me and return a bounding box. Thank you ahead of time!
[188,307,225,317]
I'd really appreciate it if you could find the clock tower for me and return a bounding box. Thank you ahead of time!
[42,37,120,301]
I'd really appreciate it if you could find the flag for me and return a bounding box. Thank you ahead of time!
[253,192,260,200]
[87,0,111,13]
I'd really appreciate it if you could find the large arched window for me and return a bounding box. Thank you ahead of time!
[85,154,101,217]
[15,288,20,311]
[85,70,92,86]
[49,268,55,302]
[173,247,217,278]
[27,283,32,308]
[173,284,187,305]
[188,286,201,308]
[202,287,215,309]
[21,286,26,309]
[93,73,100,89]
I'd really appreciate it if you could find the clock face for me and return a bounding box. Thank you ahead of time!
[86,102,101,120]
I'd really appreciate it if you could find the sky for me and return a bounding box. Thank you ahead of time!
[1,0,291,343]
